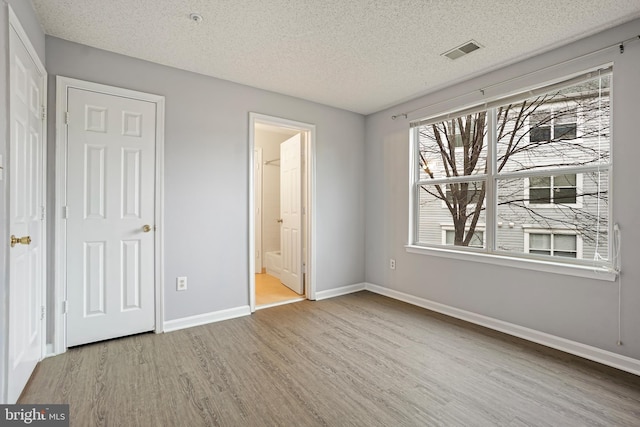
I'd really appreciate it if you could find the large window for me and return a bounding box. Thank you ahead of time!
[411,67,611,268]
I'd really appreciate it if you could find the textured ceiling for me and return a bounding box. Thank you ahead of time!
[31,0,640,115]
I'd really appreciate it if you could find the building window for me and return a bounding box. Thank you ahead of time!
[530,108,577,142]
[444,229,484,248]
[528,174,577,205]
[411,67,611,268]
[526,232,580,258]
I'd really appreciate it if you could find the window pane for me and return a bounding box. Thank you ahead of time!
[554,174,575,187]
[445,229,484,247]
[445,182,484,205]
[530,233,551,250]
[554,234,576,251]
[496,75,610,173]
[529,188,551,204]
[554,187,576,204]
[417,183,486,247]
[554,251,577,258]
[496,173,608,260]
[555,107,577,124]
[445,230,454,245]
[530,249,552,256]
[554,124,577,140]
[417,114,488,180]
[530,176,551,188]
[530,126,550,142]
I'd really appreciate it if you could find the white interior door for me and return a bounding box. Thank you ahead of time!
[66,87,156,347]
[7,23,45,403]
[280,134,303,294]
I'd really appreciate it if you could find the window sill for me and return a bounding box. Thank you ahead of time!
[405,245,617,282]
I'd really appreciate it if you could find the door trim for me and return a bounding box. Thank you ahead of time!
[248,113,317,312]
[54,76,165,354]
[6,5,48,403]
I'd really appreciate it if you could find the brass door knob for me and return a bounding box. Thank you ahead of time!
[142,225,152,233]
[10,235,31,248]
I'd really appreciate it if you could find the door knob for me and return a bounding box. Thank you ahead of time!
[276,219,283,223]
[10,235,31,247]
[142,225,152,233]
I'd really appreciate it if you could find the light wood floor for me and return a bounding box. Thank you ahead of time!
[255,273,302,307]
[20,292,640,426]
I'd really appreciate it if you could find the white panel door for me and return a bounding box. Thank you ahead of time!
[280,134,303,294]
[66,88,156,347]
[7,25,45,403]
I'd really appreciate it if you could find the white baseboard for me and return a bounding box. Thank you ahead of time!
[364,283,640,376]
[315,283,366,300]
[163,305,251,333]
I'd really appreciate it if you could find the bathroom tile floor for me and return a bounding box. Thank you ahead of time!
[255,273,303,307]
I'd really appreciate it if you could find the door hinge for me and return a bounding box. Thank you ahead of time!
[63,206,69,219]
[41,306,45,320]
[63,300,68,314]
[65,111,70,125]
[41,206,46,220]
[41,105,47,121]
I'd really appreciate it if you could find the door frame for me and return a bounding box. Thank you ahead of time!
[248,113,316,311]
[53,76,165,354]
[5,5,48,402]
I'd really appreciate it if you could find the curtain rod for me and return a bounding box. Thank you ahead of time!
[391,35,640,121]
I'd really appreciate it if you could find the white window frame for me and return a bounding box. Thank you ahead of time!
[523,228,583,259]
[407,66,615,281]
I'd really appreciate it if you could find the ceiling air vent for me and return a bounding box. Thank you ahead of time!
[442,40,482,60]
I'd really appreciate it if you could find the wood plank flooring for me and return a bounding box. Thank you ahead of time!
[19,291,640,426]
[255,273,302,307]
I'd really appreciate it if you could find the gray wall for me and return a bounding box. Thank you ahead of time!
[365,18,640,360]
[0,0,45,404]
[45,36,365,322]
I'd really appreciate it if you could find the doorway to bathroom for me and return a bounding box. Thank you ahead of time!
[249,113,316,311]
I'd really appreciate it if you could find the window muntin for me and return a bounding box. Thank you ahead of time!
[412,69,611,268]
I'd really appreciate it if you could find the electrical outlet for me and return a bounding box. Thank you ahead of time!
[176,276,188,291]
[390,259,396,270]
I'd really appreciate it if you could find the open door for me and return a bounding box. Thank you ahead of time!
[279,133,303,294]
[7,13,46,403]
